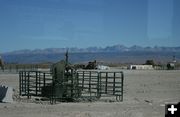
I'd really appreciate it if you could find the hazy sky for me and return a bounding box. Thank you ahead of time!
[0,0,179,52]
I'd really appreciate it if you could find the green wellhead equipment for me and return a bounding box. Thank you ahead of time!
[19,51,124,103]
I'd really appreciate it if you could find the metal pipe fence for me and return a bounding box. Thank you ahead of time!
[19,71,53,99]
[1,64,51,73]
[19,70,124,103]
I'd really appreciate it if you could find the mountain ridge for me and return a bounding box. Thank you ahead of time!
[1,45,180,64]
[3,45,180,55]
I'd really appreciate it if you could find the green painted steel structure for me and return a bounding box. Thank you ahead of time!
[19,70,124,103]
[19,50,123,103]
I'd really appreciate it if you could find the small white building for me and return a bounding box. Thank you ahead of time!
[128,65,154,70]
[97,65,110,70]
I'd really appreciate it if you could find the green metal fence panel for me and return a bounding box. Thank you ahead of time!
[19,70,124,103]
[99,71,124,101]
[77,71,99,100]
[19,71,53,99]
[76,70,124,101]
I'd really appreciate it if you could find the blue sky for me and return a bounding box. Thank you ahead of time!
[0,0,179,52]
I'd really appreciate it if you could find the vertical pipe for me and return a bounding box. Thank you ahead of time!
[51,74,55,104]
[97,72,100,98]
[24,71,27,95]
[121,72,124,101]
[27,72,30,99]
[43,73,46,87]
[21,71,24,95]
[21,71,23,95]
[105,72,108,94]
[36,71,38,96]
[82,71,84,88]
[19,71,22,95]
[113,72,115,95]
[77,72,80,97]
[71,69,73,98]
[99,72,102,97]
[38,72,41,95]
[22,71,26,95]
[89,71,91,97]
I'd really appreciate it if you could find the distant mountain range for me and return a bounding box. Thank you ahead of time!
[3,45,180,54]
[2,45,180,64]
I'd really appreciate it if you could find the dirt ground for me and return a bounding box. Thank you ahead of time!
[0,69,180,117]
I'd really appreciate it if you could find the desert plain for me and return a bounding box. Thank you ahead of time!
[0,69,180,117]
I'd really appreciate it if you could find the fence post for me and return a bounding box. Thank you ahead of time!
[121,72,124,101]
[19,71,22,95]
[36,71,38,96]
[105,72,108,94]
[113,72,115,95]
[43,73,46,87]
[27,72,30,99]
[25,71,27,96]
[89,71,91,98]
[97,72,100,98]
